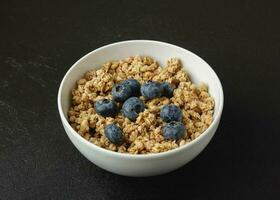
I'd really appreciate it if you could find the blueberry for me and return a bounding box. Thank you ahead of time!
[123,79,141,96]
[112,83,132,102]
[122,97,145,121]
[160,104,182,122]
[140,81,161,100]
[160,82,174,98]
[94,99,118,117]
[104,124,124,145]
[163,121,186,140]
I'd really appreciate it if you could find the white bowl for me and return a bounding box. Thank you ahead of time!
[57,40,224,177]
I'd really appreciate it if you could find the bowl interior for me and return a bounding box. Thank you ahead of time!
[59,40,222,129]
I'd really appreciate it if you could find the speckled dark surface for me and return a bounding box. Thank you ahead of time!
[1,0,279,199]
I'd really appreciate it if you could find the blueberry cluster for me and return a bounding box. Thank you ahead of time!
[160,105,186,140]
[94,78,186,145]
[141,81,174,100]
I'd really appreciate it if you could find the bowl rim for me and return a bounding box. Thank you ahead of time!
[57,40,224,159]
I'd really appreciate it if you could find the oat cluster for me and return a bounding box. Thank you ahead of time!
[68,56,214,154]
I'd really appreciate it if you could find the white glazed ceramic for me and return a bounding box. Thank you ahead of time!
[57,40,224,177]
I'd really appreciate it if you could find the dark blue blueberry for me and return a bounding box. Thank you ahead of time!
[163,121,186,140]
[104,124,124,145]
[94,99,118,117]
[160,104,182,122]
[140,81,161,100]
[122,97,145,121]
[160,82,174,98]
[112,83,132,102]
[123,79,141,96]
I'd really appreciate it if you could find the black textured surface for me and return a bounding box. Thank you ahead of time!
[1,0,279,199]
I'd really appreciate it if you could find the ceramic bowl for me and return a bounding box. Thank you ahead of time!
[57,40,224,177]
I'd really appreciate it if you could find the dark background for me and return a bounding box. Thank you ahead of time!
[1,0,279,199]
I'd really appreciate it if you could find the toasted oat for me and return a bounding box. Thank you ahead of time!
[68,56,214,154]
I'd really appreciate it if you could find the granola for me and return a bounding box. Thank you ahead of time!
[68,56,214,154]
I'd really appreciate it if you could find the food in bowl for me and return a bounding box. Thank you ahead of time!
[68,56,214,154]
